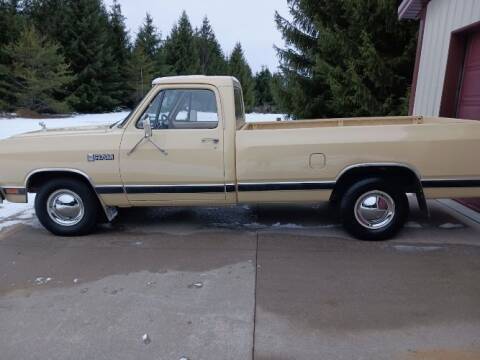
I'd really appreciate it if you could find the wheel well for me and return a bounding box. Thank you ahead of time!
[27,171,94,194]
[26,170,108,221]
[330,166,422,203]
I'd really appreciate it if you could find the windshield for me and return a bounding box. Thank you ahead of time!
[110,110,134,129]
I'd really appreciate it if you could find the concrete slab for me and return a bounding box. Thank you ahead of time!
[0,201,479,360]
[254,233,480,360]
[0,225,257,360]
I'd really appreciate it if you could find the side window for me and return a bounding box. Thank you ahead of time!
[234,87,246,130]
[137,89,219,130]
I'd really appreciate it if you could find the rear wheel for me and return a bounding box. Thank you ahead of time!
[340,178,409,241]
[34,178,99,236]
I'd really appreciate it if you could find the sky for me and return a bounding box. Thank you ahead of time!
[103,0,291,73]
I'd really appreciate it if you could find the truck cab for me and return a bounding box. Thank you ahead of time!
[117,76,240,206]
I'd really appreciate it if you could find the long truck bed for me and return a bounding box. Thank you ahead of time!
[236,116,480,203]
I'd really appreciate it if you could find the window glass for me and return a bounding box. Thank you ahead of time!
[234,87,246,130]
[137,89,219,130]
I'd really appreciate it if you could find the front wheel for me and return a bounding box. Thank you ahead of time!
[35,178,99,236]
[340,178,409,241]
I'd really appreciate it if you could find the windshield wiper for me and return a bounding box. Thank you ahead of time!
[110,110,133,129]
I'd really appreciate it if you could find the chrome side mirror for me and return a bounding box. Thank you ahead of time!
[143,117,152,138]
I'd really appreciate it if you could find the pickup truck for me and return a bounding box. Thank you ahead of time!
[1,76,480,240]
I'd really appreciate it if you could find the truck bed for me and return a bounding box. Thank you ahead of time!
[241,116,424,130]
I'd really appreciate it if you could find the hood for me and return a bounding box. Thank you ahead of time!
[9,124,112,139]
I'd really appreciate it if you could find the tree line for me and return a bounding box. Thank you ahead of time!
[0,0,418,118]
[0,0,276,114]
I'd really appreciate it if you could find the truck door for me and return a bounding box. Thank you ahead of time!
[119,85,226,204]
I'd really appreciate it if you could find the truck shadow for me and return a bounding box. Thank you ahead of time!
[112,203,340,233]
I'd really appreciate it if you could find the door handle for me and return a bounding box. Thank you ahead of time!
[201,138,219,144]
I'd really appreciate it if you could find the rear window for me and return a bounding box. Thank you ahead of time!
[234,87,246,130]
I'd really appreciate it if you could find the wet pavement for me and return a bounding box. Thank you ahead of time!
[0,201,480,359]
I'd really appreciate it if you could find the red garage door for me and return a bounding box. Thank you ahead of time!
[457,31,480,120]
[456,30,480,212]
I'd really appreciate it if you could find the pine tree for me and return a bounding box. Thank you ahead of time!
[126,13,164,106]
[126,45,156,105]
[57,0,121,112]
[3,26,73,113]
[107,0,130,105]
[134,13,160,59]
[195,17,227,75]
[254,66,275,112]
[273,0,418,118]
[164,11,200,75]
[0,0,25,110]
[0,0,23,46]
[25,0,68,42]
[228,43,255,111]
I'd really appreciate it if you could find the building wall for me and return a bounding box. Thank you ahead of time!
[413,0,480,116]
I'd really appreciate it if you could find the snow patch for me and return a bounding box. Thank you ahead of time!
[405,221,423,229]
[34,277,53,285]
[391,245,443,253]
[439,223,464,230]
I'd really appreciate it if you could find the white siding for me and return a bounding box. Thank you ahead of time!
[413,0,480,116]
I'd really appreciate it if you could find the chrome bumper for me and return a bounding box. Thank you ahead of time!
[0,187,27,203]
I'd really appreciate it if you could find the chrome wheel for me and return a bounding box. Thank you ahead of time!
[47,189,85,227]
[354,190,395,230]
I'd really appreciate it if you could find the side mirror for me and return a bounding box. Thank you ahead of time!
[143,117,152,138]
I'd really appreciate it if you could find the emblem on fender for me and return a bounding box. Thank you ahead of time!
[87,153,114,162]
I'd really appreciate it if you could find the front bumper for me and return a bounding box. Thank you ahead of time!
[0,186,27,204]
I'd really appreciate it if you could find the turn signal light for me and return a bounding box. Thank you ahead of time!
[5,188,23,195]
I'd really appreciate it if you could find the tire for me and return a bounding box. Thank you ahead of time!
[34,178,99,236]
[340,178,409,241]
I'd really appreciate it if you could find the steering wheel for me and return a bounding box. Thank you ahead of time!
[160,114,169,129]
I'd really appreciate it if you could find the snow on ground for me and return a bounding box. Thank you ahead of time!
[0,112,131,140]
[0,112,286,229]
[0,112,286,141]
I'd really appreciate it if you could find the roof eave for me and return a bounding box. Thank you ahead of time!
[398,0,428,20]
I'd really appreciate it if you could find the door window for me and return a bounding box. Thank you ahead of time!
[137,89,219,129]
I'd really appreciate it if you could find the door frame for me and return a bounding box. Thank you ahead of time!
[440,21,480,118]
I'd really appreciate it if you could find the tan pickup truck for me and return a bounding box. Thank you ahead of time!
[1,76,480,240]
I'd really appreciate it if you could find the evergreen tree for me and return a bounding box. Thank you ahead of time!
[0,0,23,46]
[58,0,121,112]
[254,66,275,112]
[126,45,156,105]
[164,11,200,75]
[126,14,165,106]
[3,26,73,113]
[108,0,130,104]
[134,13,160,59]
[273,0,417,118]
[195,16,227,75]
[25,0,68,42]
[0,0,25,110]
[228,43,255,111]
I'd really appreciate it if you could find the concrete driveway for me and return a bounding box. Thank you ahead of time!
[0,201,480,360]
